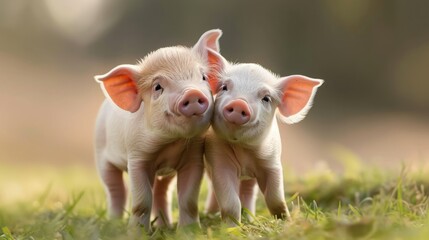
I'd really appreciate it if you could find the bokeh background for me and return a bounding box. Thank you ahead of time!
[1,0,428,176]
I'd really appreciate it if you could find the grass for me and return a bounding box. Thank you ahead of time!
[1,156,429,239]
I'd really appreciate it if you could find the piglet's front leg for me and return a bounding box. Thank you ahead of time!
[177,162,204,227]
[128,157,155,233]
[212,167,241,225]
[152,174,175,228]
[257,167,290,220]
[206,136,242,225]
[176,139,205,227]
[239,178,258,220]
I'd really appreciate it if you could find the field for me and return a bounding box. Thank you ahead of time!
[2,0,429,239]
[1,157,429,240]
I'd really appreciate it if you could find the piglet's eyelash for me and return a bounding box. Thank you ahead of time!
[262,95,271,102]
[219,84,228,91]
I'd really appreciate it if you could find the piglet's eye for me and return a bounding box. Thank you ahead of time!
[221,84,228,91]
[202,74,207,81]
[154,83,163,93]
[262,95,271,103]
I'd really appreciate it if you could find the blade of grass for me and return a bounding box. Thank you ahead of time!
[227,214,241,227]
[242,208,261,225]
[287,192,300,203]
[65,191,85,215]
[337,201,342,218]
[0,227,14,240]
[312,200,319,221]
[348,204,361,217]
[397,174,404,215]
[37,182,53,209]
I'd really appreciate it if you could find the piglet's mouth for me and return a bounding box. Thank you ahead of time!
[165,110,180,118]
[165,110,208,122]
[219,119,261,138]
[217,113,259,128]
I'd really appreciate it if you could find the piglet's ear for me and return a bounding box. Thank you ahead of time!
[193,29,222,54]
[276,75,323,124]
[207,48,227,94]
[94,64,142,113]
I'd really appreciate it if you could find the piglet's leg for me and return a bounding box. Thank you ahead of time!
[257,168,290,220]
[204,178,219,214]
[206,138,241,225]
[128,159,154,233]
[98,161,126,218]
[211,164,241,225]
[239,178,258,221]
[152,174,175,228]
[176,159,204,227]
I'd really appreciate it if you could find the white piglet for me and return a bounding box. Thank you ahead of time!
[94,30,222,232]
[204,49,323,225]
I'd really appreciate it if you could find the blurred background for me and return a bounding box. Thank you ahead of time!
[1,0,428,175]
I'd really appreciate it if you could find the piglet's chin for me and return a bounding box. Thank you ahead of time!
[218,131,247,144]
[166,114,211,138]
[178,122,210,138]
[214,118,262,144]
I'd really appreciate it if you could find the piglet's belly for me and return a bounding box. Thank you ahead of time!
[102,139,195,173]
[240,167,256,180]
[156,167,176,177]
[240,175,254,180]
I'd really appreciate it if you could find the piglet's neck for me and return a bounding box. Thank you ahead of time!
[238,117,280,149]
[228,132,269,149]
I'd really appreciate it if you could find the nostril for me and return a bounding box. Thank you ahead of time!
[222,99,251,125]
[177,90,209,117]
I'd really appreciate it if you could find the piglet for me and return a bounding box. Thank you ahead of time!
[204,49,323,225]
[94,29,222,232]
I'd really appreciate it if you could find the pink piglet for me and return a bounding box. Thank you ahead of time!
[204,49,323,225]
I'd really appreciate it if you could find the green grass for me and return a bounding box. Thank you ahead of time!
[1,159,429,240]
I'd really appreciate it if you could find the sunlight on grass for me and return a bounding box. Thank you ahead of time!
[0,165,104,210]
[1,156,429,239]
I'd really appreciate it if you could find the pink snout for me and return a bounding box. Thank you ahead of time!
[178,89,209,117]
[223,99,251,125]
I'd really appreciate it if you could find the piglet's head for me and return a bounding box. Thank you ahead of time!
[208,50,323,143]
[95,29,222,138]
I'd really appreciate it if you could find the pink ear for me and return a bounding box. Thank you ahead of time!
[94,64,142,113]
[193,29,222,54]
[192,29,224,94]
[277,75,323,124]
[207,48,227,93]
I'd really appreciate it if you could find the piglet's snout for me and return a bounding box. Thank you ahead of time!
[223,99,251,125]
[178,89,209,117]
